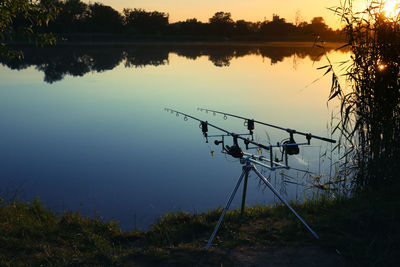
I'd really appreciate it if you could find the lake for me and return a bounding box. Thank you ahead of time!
[0,43,348,230]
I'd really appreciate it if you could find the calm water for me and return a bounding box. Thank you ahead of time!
[0,43,347,229]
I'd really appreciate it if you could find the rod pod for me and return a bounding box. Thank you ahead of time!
[205,158,319,251]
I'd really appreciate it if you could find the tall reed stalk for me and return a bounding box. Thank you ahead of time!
[327,0,400,192]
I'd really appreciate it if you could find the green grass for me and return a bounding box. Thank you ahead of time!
[0,190,399,266]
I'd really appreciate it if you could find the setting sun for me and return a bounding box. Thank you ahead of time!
[383,0,400,18]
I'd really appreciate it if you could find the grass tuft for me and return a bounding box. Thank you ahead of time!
[0,190,398,265]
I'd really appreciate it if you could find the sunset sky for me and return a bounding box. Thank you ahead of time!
[83,0,362,29]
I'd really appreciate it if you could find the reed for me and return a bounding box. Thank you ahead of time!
[324,0,400,192]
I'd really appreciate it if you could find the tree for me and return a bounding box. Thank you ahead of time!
[209,12,235,36]
[123,8,169,35]
[63,0,88,21]
[52,0,89,33]
[0,0,58,57]
[260,19,297,38]
[309,17,329,36]
[209,12,234,24]
[235,20,255,35]
[178,18,207,36]
[294,10,304,26]
[88,3,123,33]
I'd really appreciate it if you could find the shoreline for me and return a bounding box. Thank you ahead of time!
[1,190,398,265]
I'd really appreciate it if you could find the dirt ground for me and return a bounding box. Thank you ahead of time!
[225,245,345,266]
[125,245,345,266]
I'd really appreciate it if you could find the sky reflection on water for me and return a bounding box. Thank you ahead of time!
[0,44,348,229]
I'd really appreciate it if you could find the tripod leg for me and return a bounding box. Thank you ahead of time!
[240,169,249,216]
[205,167,248,250]
[251,164,320,240]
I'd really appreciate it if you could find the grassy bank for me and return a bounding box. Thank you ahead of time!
[0,189,399,266]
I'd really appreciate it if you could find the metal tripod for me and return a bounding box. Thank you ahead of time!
[205,158,319,250]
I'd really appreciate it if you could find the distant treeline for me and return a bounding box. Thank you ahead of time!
[28,0,343,42]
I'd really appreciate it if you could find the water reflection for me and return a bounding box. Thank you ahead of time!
[1,44,335,83]
[0,43,348,230]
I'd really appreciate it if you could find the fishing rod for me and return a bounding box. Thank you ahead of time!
[197,107,336,144]
[165,107,322,249]
[165,107,317,169]
[165,107,272,152]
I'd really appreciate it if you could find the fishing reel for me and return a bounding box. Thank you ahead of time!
[225,135,244,158]
[199,121,243,158]
[214,135,244,158]
[280,131,312,157]
[225,145,244,158]
[282,132,300,156]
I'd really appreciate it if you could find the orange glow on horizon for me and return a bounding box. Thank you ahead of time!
[84,0,344,29]
[83,0,400,29]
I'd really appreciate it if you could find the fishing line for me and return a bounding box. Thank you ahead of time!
[165,107,335,249]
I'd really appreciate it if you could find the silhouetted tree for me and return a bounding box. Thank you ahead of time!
[178,18,208,36]
[260,18,297,39]
[309,17,330,37]
[51,0,89,33]
[209,12,235,36]
[123,8,169,35]
[88,3,123,33]
[235,20,259,35]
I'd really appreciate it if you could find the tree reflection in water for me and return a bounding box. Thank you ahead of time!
[0,44,336,83]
